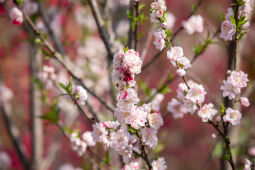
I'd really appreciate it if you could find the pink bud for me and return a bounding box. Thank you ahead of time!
[177,69,186,77]
[241,97,250,107]
[248,147,255,157]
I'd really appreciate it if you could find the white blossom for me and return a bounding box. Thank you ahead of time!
[223,108,242,126]
[198,103,217,122]
[183,15,204,34]
[152,157,167,170]
[141,127,158,149]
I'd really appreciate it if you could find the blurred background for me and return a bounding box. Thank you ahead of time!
[0,0,255,169]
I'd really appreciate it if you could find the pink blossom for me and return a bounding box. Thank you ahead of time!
[123,160,140,170]
[185,82,207,105]
[220,20,236,41]
[9,7,23,26]
[148,113,163,129]
[141,127,158,149]
[82,131,96,147]
[198,103,217,122]
[223,108,242,126]
[92,122,109,145]
[152,157,167,170]
[153,29,166,51]
[248,147,255,157]
[241,97,250,107]
[183,15,204,34]
[167,98,187,119]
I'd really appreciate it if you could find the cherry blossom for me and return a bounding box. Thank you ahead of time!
[197,103,217,122]
[183,15,204,34]
[72,85,88,105]
[167,98,188,119]
[9,7,23,26]
[152,157,167,170]
[223,108,242,126]
[141,127,158,149]
[241,97,250,107]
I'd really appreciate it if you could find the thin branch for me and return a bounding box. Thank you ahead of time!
[38,2,66,56]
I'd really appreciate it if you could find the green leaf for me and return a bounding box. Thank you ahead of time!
[67,77,72,94]
[152,143,164,154]
[32,77,43,90]
[126,10,133,19]
[193,43,204,55]
[34,38,42,45]
[14,0,23,4]
[138,4,145,11]
[212,142,223,158]
[104,150,110,165]
[59,82,66,91]
[230,16,236,26]
[123,47,129,53]
[191,4,196,13]
[128,126,136,134]
[41,49,51,57]
[160,86,171,94]
[223,148,231,161]
[220,104,226,115]
[40,99,60,124]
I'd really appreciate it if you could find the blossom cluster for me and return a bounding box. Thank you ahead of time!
[166,46,191,76]
[220,0,252,41]
[220,70,249,125]
[69,131,95,156]
[220,70,249,100]
[167,80,208,119]
[150,0,175,51]
[92,49,165,168]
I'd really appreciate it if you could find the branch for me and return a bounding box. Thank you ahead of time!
[86,0,114,62]
[38,2,66,56]
[20,8,115,113]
